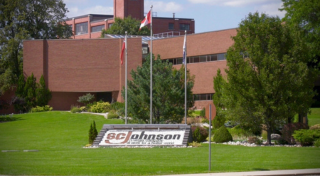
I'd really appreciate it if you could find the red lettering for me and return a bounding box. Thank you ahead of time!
[107,133,116,140]
[116,133,126,140]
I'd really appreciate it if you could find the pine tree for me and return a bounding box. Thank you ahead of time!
[36,75,51,106]
[93,120,98,140]
[89,123,93,144]
[23,73,37,111]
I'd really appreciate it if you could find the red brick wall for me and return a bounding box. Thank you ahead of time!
[153,18,195,35]
[49,92,94,110]
[23,40,45,80]
[114,0,144,20]
[23,38,142,110]
[153,29,236,94]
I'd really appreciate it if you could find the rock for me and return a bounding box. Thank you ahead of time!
[271,134,281,140]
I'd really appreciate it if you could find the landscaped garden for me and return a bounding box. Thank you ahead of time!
[0,111,319,175]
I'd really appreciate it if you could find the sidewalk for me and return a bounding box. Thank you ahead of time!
[163,169,320,176]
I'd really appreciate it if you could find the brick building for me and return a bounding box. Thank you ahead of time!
[66,0,195,39]
[19,28,237,111]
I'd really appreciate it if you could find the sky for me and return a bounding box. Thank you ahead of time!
[64,0,286,34]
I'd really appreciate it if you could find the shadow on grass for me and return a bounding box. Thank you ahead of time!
[0,116,24,123]
[253,168,270,171]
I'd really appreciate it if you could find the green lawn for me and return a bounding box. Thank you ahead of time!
[309,108,320,126]
[0,111,320,175]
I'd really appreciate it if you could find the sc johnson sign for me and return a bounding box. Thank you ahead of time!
[99,130,185,146]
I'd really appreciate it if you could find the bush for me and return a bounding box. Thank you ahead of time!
[213,126,233,143]
[70,106,81,113]
[78,93,95,105]
[310,124,320,130]
[89,120,98,144]
[30,105,53,112]
[191,126,208,142]
[89,102,110,113]
[228,126,253,140]
[108,111,119,119]
[212,115,226,129]
[202,118,209,124]
[281,122,309,144]
[188,141,201,147]
[248,136,263,145]
[80,106,86,112]
[293,129,320,146]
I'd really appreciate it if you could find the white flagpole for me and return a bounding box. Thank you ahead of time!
[125,31,128,124]
[184,30,187,124]
[150,5,153,124]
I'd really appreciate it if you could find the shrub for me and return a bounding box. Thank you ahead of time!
[70,106,81,113]
[80,106,86,112]
[30,105,53,112]
[281,122,309,144]
[89,120,98,144]
[248,136,263,145]
[310,124,320,130]
[78,93,95,105]
[213,126,233,143]
[292,129,314,146]
[228,126,253,140]
[293,129,320,146]
[191,126,208,142]
[89,102,110,113]
[108,111,119,119]
[202,118,209,124]
[212,115,226,129]
[188,141,201,147]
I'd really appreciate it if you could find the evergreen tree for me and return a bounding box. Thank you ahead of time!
[36,75,52,106]
[122,54,194,124]
[23,73,37,110]
[89,123,94,144]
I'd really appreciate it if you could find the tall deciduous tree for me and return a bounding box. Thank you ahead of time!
[214,12,319,144]
[122,55,194,124]
[281,0,320,59]
[0,0,72,95]
[101,16,150,37]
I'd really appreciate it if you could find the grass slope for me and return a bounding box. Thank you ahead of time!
[0,111,320,175]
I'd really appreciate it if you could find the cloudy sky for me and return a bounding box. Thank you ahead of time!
[64,0,286,33]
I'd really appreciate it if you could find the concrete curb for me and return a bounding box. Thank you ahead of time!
[162,169,320,176]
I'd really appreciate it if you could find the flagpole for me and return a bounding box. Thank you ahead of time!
[150,5,153,124]
[125,31,128,125]
[184,30,187,124]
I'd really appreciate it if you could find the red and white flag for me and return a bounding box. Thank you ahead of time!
[120,41,125,65]
[139,10,151,30]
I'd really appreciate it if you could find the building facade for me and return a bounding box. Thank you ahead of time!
[19,28,237,111]
[65,0,195,39]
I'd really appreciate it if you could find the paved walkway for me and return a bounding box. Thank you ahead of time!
[163,169,320,176]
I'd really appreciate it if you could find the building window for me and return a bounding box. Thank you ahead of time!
[75,22,88,35]
[168,23,174,30]
[108,23,113,28]
[180,23,190,31]
[217,53,226,60]
[91,25,105,33]
[193,94,213,101]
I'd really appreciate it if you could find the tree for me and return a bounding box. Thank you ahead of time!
[101,16,150,37]
[214,12,319,145]
[36,75,52,106]
[23,73,37,110]
[0,0,72,95]
[281,0,320,59]
[122,54,194,124]
[77,93,95,106]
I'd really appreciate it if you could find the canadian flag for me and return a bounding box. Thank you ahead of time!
[120,41,125,65]
[139,10,151,30]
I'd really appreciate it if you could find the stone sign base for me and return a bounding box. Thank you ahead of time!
[93,124,192,147]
